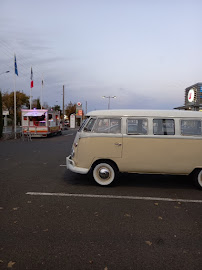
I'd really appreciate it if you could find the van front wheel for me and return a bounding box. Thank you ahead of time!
[93,162,117,186]
[193,169,202,189]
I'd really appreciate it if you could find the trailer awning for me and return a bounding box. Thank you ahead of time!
[24,111,45,117]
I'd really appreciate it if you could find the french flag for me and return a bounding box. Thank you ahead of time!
[30,67,34,88]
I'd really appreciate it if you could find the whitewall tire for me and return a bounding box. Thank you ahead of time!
[93,162,117,186]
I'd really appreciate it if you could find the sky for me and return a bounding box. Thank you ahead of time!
[0,0,202,112]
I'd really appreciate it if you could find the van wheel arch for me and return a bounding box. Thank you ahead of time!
[92,159,119,172]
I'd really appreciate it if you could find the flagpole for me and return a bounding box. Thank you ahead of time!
[41,75,43,109]
[30,67,31,109]
[30,85,32,109]
[30,67,33,109]
[14,73,17,139]
[14,54,17,139]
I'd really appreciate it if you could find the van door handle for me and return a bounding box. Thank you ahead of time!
[114,142,122,146]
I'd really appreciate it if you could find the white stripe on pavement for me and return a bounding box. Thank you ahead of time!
[64,133,74,136]
[59,165,66,167]
[26,192,202,203]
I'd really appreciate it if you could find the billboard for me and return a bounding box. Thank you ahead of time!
[185,83,202,108]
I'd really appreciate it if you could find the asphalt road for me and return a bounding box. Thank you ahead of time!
[0,130,201,270]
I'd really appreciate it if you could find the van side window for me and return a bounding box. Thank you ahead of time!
[83,118,96,132]
[153,119,175,135]
[127,119,148,135]
[181,120,201,136]
[92,118,121,133]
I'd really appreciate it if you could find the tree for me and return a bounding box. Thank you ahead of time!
[65,102,76,118]
[2,91,29,125]
[32,98,41,109]
[52,105,61,114]
[37,98,41,109]
[43,102,50,109]
[0,91,3,138]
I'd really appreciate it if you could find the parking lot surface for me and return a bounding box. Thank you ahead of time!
[0,130,201,270]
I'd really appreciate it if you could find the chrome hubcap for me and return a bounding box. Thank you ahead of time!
[99,168,110,179]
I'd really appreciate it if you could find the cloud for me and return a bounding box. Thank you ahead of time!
[0,0,201,112]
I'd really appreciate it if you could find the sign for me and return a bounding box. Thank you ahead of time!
[78,110,83,116]
[76,102,83,117]
[70,114,76,128]
[3,110,9,115]
[188,88,195,102]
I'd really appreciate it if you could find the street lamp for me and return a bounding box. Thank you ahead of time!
[0,71,10,76]
[102,96,116,109]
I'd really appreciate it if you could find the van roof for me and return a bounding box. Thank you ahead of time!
[86,109,202,118]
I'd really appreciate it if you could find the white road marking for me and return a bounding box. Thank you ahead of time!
[59,165,66,167]
[64,133,74,136]
[26,192,202,204]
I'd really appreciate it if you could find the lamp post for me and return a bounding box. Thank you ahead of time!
[102,96,116,109]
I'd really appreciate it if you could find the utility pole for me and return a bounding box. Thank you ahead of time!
[63,85,64,116]
[86,101,87,115]
[63,85,65,128]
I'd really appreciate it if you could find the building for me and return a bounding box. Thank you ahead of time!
[174,82,202,111]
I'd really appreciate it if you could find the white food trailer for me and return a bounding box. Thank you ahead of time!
[21,109,61,137]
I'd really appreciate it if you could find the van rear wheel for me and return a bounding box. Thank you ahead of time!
[92,162,117,186]
[193,169,202,189]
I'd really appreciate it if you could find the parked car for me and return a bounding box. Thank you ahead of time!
[64,119,70,128]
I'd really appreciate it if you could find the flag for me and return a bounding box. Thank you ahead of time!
[30,67,33,88]
[14,54,18,76]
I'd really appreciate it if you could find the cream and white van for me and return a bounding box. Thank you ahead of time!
[66,110,202,189]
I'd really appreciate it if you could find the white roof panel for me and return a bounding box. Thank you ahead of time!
[86,109,202,118]
[24,111,45,117]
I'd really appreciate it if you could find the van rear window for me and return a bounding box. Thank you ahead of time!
[181,120,201,136]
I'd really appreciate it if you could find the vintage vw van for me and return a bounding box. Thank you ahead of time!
[66,110,202,189]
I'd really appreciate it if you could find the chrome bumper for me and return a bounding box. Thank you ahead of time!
[66,155,89,174]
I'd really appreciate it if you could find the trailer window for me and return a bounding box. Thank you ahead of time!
[153,119,175,135]
[127,119,148,135]
[181,120,201,136]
